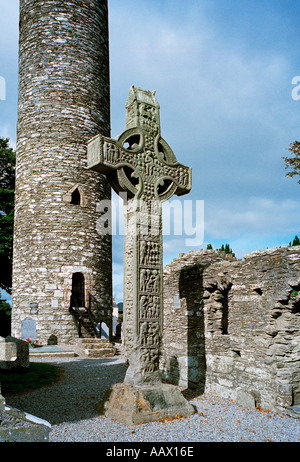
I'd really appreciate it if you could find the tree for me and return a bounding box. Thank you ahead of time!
[0,292,11,337]
[206,242,236,257]
[0,137,15,294]
[282,141,300,184]
[289,235,300,247]
[218,243,236,258]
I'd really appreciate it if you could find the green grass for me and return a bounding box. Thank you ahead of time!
[0,363,61,395]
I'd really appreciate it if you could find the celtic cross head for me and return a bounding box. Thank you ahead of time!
[87,86,192,203]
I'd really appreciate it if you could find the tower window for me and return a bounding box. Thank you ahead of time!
[70,188,81,205]
[63,185,85,206]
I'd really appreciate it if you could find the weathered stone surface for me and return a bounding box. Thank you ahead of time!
[0,337,17,363]
[90,87,193,423]
[0,406,51,442]
[236,389,256,409]
[11,0,112,344]
[0,338,51,441]
[162,246,300,416]
[96,383,196,425]
[0,337,29,371]
[77,338,116,358]
[88,86,191,385]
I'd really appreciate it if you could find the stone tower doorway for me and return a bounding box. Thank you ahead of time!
[71,272,85,307]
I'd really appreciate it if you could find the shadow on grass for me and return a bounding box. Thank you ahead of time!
[4,358,128,425]
[0,363,62,395]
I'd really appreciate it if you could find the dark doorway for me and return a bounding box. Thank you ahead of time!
[179,264,206,392]
[71,272,85,307]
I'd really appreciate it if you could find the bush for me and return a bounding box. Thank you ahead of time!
[289,235,300,247]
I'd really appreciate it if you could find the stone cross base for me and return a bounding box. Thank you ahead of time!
[96,382,196,425]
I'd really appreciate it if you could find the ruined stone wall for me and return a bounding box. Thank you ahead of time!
[162,247,300,416]
[12,0,112,344]
[161,250,236,391]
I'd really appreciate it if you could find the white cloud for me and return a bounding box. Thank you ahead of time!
[0,123,16,148]
[204,196,300,239]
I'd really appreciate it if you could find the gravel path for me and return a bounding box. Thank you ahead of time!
[5,353,300,443]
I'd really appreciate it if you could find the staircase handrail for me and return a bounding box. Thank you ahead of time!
[69,304,83,337]
[88,293,104,322]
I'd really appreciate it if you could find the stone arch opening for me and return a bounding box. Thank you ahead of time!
[71,272,85,307]
[70,187,81,205]
[63,184,85,206]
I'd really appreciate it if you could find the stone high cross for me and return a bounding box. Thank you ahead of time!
[87,86,191,386]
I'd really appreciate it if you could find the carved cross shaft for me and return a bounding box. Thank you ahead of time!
[88,86,191,385]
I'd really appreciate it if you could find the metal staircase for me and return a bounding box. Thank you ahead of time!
[69,294,117,358]
[69,293,106,339]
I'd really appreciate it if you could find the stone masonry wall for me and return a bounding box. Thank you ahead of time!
[12,0,112,344]
[162,247,300,416]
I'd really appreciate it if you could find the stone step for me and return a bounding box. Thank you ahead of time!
[29,350,77,358]
[29,345,78,358]
[80,343,114,350]
[77,338,117,358]
[77,339,114,348]
[83,348,116,358]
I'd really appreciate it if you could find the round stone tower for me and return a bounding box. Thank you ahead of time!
[11,0,112,344]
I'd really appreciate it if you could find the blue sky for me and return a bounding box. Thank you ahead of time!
[1,1,300,302]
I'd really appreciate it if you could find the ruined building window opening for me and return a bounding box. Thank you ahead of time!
[70,187,81,205]
[70,272,85,307]
[291,292,300,314]
[219,287,231,335]
[292,301,300,314]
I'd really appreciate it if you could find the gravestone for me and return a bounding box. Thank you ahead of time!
[21,317,37,342]
[47,334,58,345]
[88,86,195,424]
